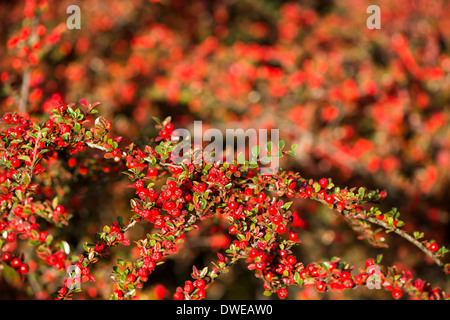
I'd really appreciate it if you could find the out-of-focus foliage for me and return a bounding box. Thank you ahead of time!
[0,0,449,299]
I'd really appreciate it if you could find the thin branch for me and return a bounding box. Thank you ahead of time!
[18,69,30,114]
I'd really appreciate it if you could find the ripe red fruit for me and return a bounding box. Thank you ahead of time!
[197,289,206,299]
[138,267,148,277]
[196,183,206,193]
[268,207,277,215]
[289,231,298,241]
[116,232,124,242]
[95,242,105,252]
[10,158,20,168]
[194,279,205,290]
[164,122,174,132]
[2,252,13,263]
[39,231,48,242]
[276,224,286,234]
[126,274,136,283]
[429,242,439,252]
[315,280,326,292]
[392,288,403,299]
[11,258,21,268]
[58,287,68,296]
[228,225,237,234]
[257,192,267,202]
[148,168,158,176]
[112,149,121,157]
[228,201,238,210]
[325,194,334,204]
[19,263,29,274]
[6,232,16,242]
[55,205,65,214]
[173,292,184,300]
[319,178,328,189]
[184,281,194,293]
[60,124,70,134]
[277,287,288,299]
[113,290,123,298]
[3,114,11,124]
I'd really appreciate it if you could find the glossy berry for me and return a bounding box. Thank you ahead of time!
[276,224,286,234]
[2,252,12,263]
[392,287,403,299]
[113,290,123,298]
[325,194,334,204]
[277,287,288,299]
[318,178,328,189]
[173,292,184,300]
[11,258,21,268]
[3,113,11,124]
[19,263,29,274]
[10,158,20,168]
[228,201,238,210]
[112,149,121,157]
[268,207,277,215]
[429,242,439,252]
[289,231,298,241]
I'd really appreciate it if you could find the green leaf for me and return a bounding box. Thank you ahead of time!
[278,140,285,150]
[237,152,245,165]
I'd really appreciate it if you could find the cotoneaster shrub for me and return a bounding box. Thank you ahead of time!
[0,102,448,300]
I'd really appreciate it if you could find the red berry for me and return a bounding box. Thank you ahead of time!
[392,288,403,299]
[429,242,439,252]
[6,232,16,242]
[60,124,70,134]
[113,290,123,298]
[325,194,334,204]
[19,263,29,274]
[268,207,277,215]
[228,201,238,210]
[116,232,124,242]
[55,205,65,213]
[10,158,20,168]
[39,231,48,242]
[138,267,148,277]
[318,178,328,189]
[112,149,121,157]
[11,258,21,268]
[257,192,267,202]
[126,274,136,283]
[194,279,205,290]
[148,168,158,176]
[164,122,174,132]
[276,224,286,234]
[315,280,326,292]
[173,292,184,300]
[2,252,12,263]
[197,183,206,193]
[228,225,237,234]
[184,281,194,293]
[3,114,11,124]
[58,287,68,296]
[289,231,298,241]
[277,287,288,299]
[197,289,206,299]
[95,242,105,252]
[272,215,282,225]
